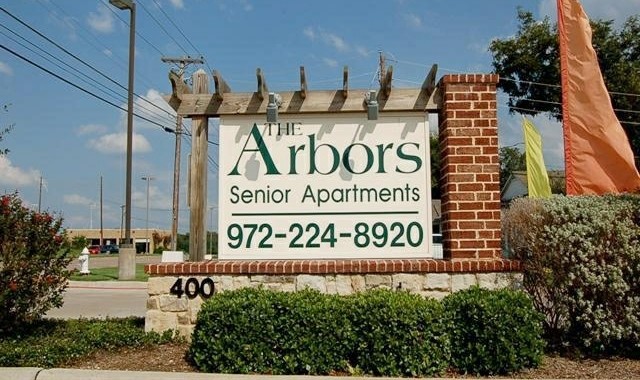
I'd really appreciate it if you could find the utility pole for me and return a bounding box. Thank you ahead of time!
[37,176,43,213]
[160,56,203,251]
[100,175,104,247]
[141,175,154,254]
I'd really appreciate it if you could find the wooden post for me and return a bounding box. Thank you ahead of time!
[189,69,209,261]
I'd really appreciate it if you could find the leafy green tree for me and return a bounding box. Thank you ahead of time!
[0,193,71,333]
[70,235,87,249]
[490,9,640,161]
[499,146,526,190]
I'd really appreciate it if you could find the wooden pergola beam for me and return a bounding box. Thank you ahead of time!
[168,70,191,109]
[380,65,393,99]
[165,87,438,117]
[421,64,438,96]
[256,68,268,100]
[342,66,348,98]
[213,70,231,101]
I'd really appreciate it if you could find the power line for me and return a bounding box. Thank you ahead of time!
[137,0,189,56]
[0,42,177,133]
[0,5,177,125]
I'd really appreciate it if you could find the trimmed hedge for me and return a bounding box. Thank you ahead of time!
[188,288,351,375]
[346,289,450,376]
[443,286,545,375]
[189,287,542,377]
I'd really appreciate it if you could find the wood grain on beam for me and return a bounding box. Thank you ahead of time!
[299,66,307,99]
[256,68,268,100]
[213,70,231,101]
[165,87,438,116]
[342,66,349,98]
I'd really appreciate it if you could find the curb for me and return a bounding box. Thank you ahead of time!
[66,281,147,290]
[1,369,452,380]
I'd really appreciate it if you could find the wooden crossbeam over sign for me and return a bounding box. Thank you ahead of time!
[165,65,439,117]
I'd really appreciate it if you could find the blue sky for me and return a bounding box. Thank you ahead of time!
[0,0,638,232]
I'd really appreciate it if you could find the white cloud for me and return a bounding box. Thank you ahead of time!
[355,46,370,57]
[87,132,152,154]
[303,26,316,40]
[63,194,94,206]
[241,0,253,11]
[0,62,13,76]
[403,13,422,29]
[322,57,338,68]
[87,4,114,34]
[103,49,113,57]
[539,0,640,25]
[169,0,185,9]
[305,27,350,52]
[76,124,108,136]
[322,31,349,52]
[0,156,40,187]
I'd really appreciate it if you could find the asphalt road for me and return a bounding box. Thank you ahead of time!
[49,255,161,320]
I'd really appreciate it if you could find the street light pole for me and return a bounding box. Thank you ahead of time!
[110,0,136,279]
[141,176,154,254]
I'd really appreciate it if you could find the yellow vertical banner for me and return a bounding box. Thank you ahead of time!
[523,118,552,198]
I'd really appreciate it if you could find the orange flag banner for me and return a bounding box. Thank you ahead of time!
[557,0,640,194]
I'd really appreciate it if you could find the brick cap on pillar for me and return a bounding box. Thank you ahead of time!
[146,258,520,276]
[439,74,499,85]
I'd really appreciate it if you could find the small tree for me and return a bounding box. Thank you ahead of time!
[71,235,88,249]
[0,193,71,333]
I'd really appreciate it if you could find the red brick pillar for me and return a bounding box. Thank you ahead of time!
[437,74,501,259]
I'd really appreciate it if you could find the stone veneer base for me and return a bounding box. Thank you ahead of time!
[145,258,521,339]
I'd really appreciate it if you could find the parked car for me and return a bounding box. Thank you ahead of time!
[101,244,120,254]
[87,245,101,254]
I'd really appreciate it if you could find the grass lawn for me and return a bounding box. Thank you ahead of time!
[69,264,148,281]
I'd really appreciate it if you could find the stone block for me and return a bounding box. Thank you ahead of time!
[451,274,477,292]
[351,275,366,292]
[335,275,354,295]
[145,310,178,333]
[177,312,190,325]
[146,296,160,310]
[215,276,234,292]
[188,297,204,323]
[159,295,189,312]
[148,276,178,295]
[251,275,295,284]
[392,274,424,292]
[325,276,337,294]
[426,273,450,290]
[477,273,498,290]
[232,275,251,289]
[365,274,392,289]
[296,275,327,292]
[176,324,195,342]
[497,272,523,289]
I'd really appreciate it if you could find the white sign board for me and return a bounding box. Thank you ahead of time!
[219,113,432,259]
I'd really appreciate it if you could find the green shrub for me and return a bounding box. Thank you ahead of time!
[0,193,71,334]
[189,287,450,377]
[189,287,352,375]
[0,317,175,367]
[504,195,640,355]
[443,286,544,375]
[346,289,450,377]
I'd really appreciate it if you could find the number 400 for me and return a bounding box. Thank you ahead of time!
[170,277,215,299]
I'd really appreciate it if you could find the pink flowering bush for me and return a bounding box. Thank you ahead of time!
[0,193,71,333]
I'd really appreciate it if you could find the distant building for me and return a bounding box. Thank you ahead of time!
[501,170,565,204]
[66,228,171,254]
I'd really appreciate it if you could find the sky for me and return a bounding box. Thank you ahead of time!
[0,0,638,233]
